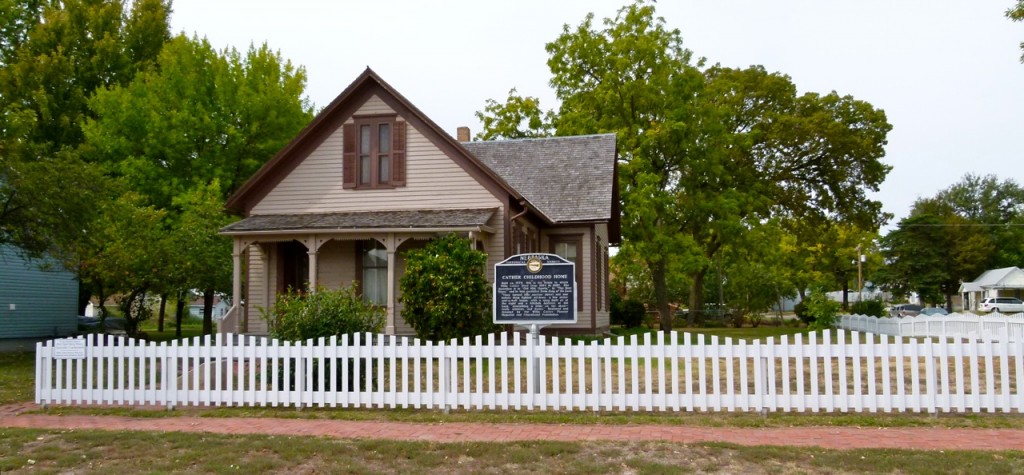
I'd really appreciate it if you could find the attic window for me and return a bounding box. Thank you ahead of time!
[343,116,406,189]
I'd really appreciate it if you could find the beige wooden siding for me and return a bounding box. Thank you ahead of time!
[483,212,505,280]
[252,94,501,215]
[245,244,270,334]
[543,227,593,331]
[317,240,356,290]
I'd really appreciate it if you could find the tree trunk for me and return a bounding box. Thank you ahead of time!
[158,294,167,333]
[175,292,185,338]
[841,279,850,310]
[689,269,707,326]
[77,281,91,316]
[650,259,672,332]
[203,287,214,335]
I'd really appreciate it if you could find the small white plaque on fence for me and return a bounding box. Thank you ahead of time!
[52,338,86,359]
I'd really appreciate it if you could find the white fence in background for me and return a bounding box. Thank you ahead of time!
[36,330,1022,413]
[838,313,1024,343]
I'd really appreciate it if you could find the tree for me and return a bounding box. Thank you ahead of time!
[81,34,313,332]
[170,182,234,335]
[1008,1,1024,61]
[399,234,495,341]
[794,221,880,310]
[0,0,170,277]
[0,0,44,66]
[474,89,554,140]
[82,34,313,210]
[479,1,892,332]
[878,174,1020,309]
[928,174,1024,269]
[719,221,798,326]
[83,192,172,335]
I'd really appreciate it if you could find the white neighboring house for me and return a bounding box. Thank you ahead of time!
[189,295,231,321]
[959,267,1024,311]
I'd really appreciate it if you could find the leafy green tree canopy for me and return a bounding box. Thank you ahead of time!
[479,1,892,331]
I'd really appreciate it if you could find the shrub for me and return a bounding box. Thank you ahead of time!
[850,299,887,318]
[399,234,496,341]
[265,285,384,341]
[611,294,646,328]
[794,301,811,325]
[804,288,841,330]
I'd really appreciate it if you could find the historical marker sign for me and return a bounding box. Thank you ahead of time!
[494,253,577,325]
[53,338,86,359]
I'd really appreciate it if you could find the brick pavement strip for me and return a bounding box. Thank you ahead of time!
[1,406,1023,450]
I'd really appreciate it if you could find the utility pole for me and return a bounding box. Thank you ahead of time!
[856,244,864,303]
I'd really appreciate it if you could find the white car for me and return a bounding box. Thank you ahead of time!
[978,297,1024,313]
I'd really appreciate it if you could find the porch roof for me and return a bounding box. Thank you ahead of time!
[220,208,497,234]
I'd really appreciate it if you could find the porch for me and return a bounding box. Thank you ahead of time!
[218,208,500,336]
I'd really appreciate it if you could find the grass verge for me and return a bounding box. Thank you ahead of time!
[1,427,1021,474]
[0,352,35,406]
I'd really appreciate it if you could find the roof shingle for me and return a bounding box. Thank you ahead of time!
[221,208,497,233]
[462,134,616,223]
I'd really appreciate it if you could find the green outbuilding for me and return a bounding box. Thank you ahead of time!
[0,245,78,339]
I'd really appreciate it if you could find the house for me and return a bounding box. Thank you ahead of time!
[188,294,231,321]
[0,245,78,338]
[219,68,620,337]
[959,267,1024,311]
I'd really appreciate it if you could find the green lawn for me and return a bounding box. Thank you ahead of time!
[0,351,35,405]
[1,427,1021,474]
[571,325,813,345]
[137,316,207,342]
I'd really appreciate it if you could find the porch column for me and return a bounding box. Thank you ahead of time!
[231,239,243,333]
[305,234,320,292]
[307,250,319,291]
[385,233,396,335]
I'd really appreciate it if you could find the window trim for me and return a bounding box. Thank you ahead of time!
[343,115,406,189]
[357,239,389,306]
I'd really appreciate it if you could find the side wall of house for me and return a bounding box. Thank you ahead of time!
[0,245,78,338]
[541,227,595,334]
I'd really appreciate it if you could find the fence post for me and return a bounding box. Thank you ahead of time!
[442,340,450,414]
[35,341,46,407]
[760,356,770,417]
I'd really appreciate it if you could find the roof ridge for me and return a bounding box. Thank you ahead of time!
[464,133,616,145]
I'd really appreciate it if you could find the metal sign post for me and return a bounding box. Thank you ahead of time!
[494,254,577,394]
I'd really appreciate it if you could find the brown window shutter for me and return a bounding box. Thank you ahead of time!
[391,121,406,186]
[342,123,357,188]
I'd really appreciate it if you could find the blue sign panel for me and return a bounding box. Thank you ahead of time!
[493,253,577,325]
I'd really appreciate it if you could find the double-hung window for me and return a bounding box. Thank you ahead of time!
[343,115,406,189]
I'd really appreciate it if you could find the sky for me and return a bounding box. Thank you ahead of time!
[169,0,1024,228]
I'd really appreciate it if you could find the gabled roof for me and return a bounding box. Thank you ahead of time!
[463,134,617,223]
[967,267,1024,289]
[224,67,522,215]
[222,68,620,244]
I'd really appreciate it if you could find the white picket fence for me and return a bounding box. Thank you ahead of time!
[838,313,1024,342]
[36,329,1022,413]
